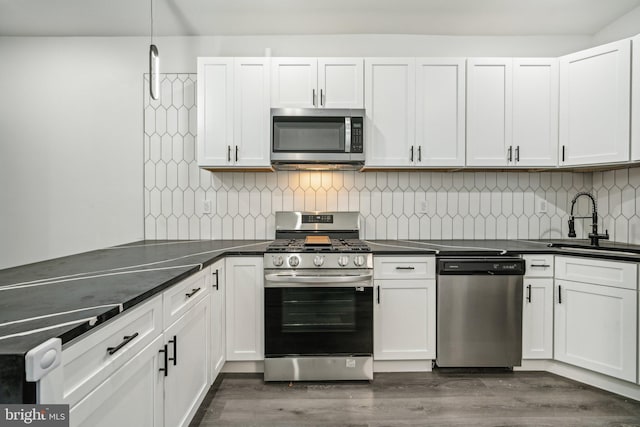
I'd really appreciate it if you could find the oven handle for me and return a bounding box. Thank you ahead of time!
[264,273,373,286]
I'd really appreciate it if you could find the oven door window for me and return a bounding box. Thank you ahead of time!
[272,117,345,153]
[265,286,373,356]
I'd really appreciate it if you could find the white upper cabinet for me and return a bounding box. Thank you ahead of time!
[467,58,558,167]
[271,58,363,108]
[466,58,513,166]
[364,58,416,167]
[559,39,631,166]
[415,58,466,167]
[234,58,271,167]
[632,35,640,161]
[512,58,559,167]
[197,58,234,167]
[197,57,271,169]
[318,58,364,108]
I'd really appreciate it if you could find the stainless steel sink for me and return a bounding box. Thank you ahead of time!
[549,243,640,257]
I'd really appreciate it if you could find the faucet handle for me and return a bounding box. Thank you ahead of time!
[568,217,576,238]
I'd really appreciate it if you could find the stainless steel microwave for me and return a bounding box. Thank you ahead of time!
[270,108,365,169]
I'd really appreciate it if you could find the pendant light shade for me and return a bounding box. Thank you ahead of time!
[150,44,159,100]
[149,0,159,100]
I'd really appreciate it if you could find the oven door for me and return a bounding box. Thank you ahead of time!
[264,271,373,357]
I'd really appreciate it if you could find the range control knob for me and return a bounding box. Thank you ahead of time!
[272,255,284,267]
[338,255,350,267]
[288,256,300,267]
[313,255,325,267]
[353,255,366,267]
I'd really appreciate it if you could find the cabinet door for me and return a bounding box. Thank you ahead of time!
[69,336,164,427]
[513,58,559,167]
[466,58,513,166]
[632,35,640,161]
[522,279,553,359]
[234,58,271,167]
[164,296,210,427]
[271,58,317,108]
[415,58,466,167]
[559,39,631,166]
[197,58,234,167]
[364,58,415,167]
[554,280,637,382]
[318,58,364,109]
[225,257,264,361]
[210,260,226,382]
[374,279,436,360]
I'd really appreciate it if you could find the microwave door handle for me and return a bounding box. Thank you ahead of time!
[345,117,351,153]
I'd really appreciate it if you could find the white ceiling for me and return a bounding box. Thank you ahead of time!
[1,0,639,37]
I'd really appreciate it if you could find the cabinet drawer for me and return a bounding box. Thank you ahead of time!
[555,256,637,290]
[374,256,435,279]
[62,295,163,407]
[163,268,210,327]
[523,254,554,277]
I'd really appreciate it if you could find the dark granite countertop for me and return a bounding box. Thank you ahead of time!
[3,237,640,403]
[0,240,270,403]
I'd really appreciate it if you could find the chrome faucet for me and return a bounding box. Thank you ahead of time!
[567,191,609,246]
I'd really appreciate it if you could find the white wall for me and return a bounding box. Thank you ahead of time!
[0,37,146,269]
[593,5,640,45]
[0,33,602,269]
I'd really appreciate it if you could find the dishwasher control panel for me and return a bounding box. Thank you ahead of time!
[438,258,525,275]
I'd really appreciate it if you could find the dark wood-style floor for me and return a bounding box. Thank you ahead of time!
[190,371,640,426]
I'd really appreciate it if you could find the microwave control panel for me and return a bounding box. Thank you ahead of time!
[350,118,364,153]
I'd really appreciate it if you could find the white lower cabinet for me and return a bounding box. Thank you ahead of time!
[373,256,436,361]
[163,295,211,427]
[70,335,164,427]
[374,279,436,360]
[210,259,226,382]
[225,257,264,361]
[554,279,637,382]
[522,278,553,359]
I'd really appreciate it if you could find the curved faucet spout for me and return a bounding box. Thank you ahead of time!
[568,191,608,246]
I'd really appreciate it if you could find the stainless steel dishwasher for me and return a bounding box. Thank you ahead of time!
[436,257,525,368]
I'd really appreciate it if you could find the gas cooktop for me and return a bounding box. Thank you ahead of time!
[266,238,371,253]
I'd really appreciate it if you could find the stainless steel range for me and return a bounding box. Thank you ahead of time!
[263,211,373,381]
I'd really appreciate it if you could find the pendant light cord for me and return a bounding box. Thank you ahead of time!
[150,0,154,45]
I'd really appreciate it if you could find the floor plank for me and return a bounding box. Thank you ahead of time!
[190,371,640,427]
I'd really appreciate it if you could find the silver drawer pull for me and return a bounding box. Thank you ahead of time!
[185,287,201,298]
[395,266,415,270]
[530,264,550,268]
[107,332,139,356]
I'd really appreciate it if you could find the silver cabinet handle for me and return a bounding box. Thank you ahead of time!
[395,266,415,270]
[508,146,513,162]
[530,264,550,268]
[312,89,316,107]
[526,284,532,303]
[515,145,520,162]
[227,145,231,162]
[410,146,414,162]
[418,146,422,162]
[320,89,324,106]
[235,145,239,162]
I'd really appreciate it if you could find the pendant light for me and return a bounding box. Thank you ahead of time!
[149,0,159,100]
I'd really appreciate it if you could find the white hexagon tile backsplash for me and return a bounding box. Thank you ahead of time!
[143,74,640,244]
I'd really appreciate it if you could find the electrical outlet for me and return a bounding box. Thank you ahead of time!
[538,200,547,214]
[203,199,212,214]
